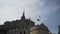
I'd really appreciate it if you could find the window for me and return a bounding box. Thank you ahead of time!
[22,26,24,28]
[20,32,22,34]
[18,27,20,29]
[22,24,23,26]
[24,31,25,34]
[26,26,28,28]
[21,24,24,28]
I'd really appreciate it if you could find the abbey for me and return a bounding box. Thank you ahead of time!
[0,12,49,34]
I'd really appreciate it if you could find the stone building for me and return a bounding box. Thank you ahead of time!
[0,11,49,34]
[30,23,49,34]
[0,25,6,34]
[4,12,35,34]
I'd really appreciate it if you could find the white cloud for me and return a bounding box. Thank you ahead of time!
[0,0,59,25]
[0,0,59,34]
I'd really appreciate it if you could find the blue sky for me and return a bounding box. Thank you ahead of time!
[45,10,60,34]
[0,0,60,34]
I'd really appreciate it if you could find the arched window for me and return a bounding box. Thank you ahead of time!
[24,31,25,34]
[20,32,22,34]
[26,26,28,28]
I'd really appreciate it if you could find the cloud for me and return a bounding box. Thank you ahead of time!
[0,0,38,24]
[0,0,60,34]
[0,0,60,24]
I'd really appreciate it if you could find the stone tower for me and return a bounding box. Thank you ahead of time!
[30,23,49,34]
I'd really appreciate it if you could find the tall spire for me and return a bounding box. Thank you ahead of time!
[23,11,25,17]
[21,10,25,20]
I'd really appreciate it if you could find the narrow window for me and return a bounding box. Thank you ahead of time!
[26,26,28,28]
[20,32,22,34]
[24,31,25,34]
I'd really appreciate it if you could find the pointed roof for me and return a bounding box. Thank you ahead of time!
[23,11,25,17]
[40,23,45,26]
[40,23,48,29]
